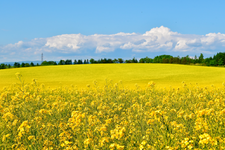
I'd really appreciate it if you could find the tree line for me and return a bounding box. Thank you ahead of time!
[1,52,225,70]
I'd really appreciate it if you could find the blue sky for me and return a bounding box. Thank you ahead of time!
[1,0,225,62]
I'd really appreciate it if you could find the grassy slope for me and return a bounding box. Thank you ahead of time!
[0,64,224,89]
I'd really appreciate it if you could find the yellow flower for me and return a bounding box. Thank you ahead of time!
[84,138,92,147]
[139,144,145,150]
[2,112,15,122]
[109,143,117,149]
[188,144,193,149]
[61,143,65,147]
[100,126,107,131]
[141,140,147,146]
[65,140,72,145]
[105,118,112,124]
[116,144,124,150]
[15,72,22,79]
[28,136,35,140]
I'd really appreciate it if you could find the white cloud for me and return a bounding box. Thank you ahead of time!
[1,26,225,62]
[45,34,85,51]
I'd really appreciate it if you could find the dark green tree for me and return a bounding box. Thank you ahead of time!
[173,57,180,64]
[58,60,65,65]
[194,55,198,64]
[125,60,132,63]
[65,59,72,65]
[144,57,153,63]
[25,63,30,67]
[139,58,145,63]
[199,53,204,63]
[218,58,224,66]
[186,55,190,64]
[0,64,6,69]
[21,63,25,67]
[132,57,138,63]
[203,58,211,66]
[213,52,225,65]
[41,61,48,65]
[77,59,83,64]
[181,57,187,64]
[113,59,118,63]
[30,62,34,66]
[90,58,95,64]
[118,58,124,63]
[162,58,169,63]
[169,57,173,63]
[41,61,57,65]
[14,62,20,68]
[210,60,217,66]
[153,57,159,63]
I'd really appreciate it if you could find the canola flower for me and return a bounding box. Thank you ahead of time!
[0,73,225,149]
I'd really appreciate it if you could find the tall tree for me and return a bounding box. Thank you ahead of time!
[58,60,65,65]
[30,62,34,66]
[169,57,173,63]
[199,53,204,63]
[77,59,83,64]
[108,59,113,63]
[210,60,217,66]
[113,59,118,63]
[194,55,198,64]
[118,58,124,63]
[139,58,145,63]
[213,52,225,65]
[21,63,25,67]
[0,64,6,69]
[181,57,187,64]
[14,62,20,68]
[25,63,30,67]
[218,58,224,66]
[132,57,138,63]
[65,59,72,65]
[90,58,95,64]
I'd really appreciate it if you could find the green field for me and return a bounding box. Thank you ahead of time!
[0,64,224,89]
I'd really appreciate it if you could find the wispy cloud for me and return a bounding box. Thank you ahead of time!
[1,26,225,62]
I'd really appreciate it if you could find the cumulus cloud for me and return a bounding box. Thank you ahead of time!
[1,26,225,62]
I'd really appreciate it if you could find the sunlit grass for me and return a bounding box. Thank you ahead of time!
[0,64,225,89]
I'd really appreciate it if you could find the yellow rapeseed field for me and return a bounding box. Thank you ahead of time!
[0,64,225,89]
[0,64,225,149]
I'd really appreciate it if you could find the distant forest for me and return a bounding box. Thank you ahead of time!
[1,52,225,69]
